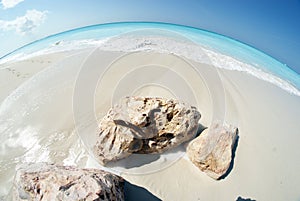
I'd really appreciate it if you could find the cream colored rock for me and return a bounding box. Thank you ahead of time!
[94,96,201,165]
[187,122,238,180]
[13,163,124,201]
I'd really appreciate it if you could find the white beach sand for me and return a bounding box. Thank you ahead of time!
[0,52,72,103]
[122,67,300,201]
[0,49,299,201]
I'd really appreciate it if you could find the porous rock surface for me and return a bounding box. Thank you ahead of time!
[13,163,124,201]
[187,122,238,180]
[94,96,201,165]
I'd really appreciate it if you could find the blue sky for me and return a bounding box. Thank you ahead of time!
[0,0,300,74]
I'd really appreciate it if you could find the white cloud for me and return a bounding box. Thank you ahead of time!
[1,0,24,9]
[0,9,48,35]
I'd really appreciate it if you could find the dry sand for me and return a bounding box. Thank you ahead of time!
[122,67,300,201]
[0,49,299,201]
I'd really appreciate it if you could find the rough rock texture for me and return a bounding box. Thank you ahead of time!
[187,122,238,180]
[13,163,124,201]
[94,96,201,165]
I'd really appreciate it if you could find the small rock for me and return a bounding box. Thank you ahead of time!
[236,196,256,201]
[187,122,238,180]
[94,97,201,165]
[13,163,124,201]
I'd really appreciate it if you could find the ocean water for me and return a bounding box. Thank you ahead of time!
[1,22,299,96]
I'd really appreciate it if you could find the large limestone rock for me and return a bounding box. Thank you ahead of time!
[94,96,201,165]
[13,163,124,201]
[187,122,238,180]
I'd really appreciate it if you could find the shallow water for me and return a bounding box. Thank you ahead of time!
[2,22,299,95]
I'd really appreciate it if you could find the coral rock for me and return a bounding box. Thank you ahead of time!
[13,163,124,201]
[94,97,201,165]
[187,122,238,180]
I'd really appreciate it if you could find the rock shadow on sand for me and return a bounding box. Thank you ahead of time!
[106,144,186,169]
[124,181,161,201]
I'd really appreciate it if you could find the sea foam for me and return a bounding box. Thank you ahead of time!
[1,35,299,97]
[100,36,300,96]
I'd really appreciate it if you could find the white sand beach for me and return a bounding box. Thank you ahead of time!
[122,67,300,201]
[0,52,72,103]
[0,49,299,201]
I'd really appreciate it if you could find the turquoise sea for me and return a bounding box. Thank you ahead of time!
[1,22,299,96]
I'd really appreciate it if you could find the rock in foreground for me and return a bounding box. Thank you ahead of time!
[187,122,238,180]
[94,96,201,165]
[13,163,124,201]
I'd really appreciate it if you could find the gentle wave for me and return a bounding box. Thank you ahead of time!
[0,39,109,65]
[1,36,300,96]
[100,36,300,96]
